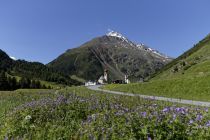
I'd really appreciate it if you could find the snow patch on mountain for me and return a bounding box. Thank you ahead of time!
[106,30,171,60]
[146,48,171,59]
[107,30,127,40]
[106,30,136,47]
[10,56,17,60]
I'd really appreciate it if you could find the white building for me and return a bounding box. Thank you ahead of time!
[104,69,108,82]
[125,75,130,84]
[85,81,96,86]
[98,69,109,84]
[98,76,106,84]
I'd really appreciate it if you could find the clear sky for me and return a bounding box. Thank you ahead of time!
[0,0,210,64]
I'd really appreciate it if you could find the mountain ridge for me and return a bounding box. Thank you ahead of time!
[48,31,172,82]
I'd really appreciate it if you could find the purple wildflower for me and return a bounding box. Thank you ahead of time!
[141,112,147,118]
[173,114,176,120]
[196,114,203,121]
[175,107,181,112]
[189,120,194,124]
[206,121,210,127]
[163,108,169,113]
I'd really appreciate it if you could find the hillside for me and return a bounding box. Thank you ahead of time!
[104,33,210,101]
[0,49,14,70]
[0,49,81,86]
[48,31,172,82]
[152,34,210,80]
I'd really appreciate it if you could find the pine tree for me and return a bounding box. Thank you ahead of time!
[35,80,41,89]
[31,80,36,89]
[42,84,47,89]
[11,77,17,90]
[19,77,29,89]
[0,71,9,90]
[7,76,17,90]
[26,78,31,88]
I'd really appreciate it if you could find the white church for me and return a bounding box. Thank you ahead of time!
[98,69,108,84]
[98,69,130,84]
[85,69,130,86]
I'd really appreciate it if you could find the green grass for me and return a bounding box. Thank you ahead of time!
[151,34,210,79]
[104,75,210,102]
[70,75,86,83]
[39,80,66,89]
[0,89,55,122]
[1,87,210,139]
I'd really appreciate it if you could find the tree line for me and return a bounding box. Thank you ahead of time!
[0,49,82,87]
[12,60,81,86]
[0,71,51,91]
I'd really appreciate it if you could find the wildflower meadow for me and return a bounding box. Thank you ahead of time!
[1,87,210,139]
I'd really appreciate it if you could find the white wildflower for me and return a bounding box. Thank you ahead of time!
[25,115,32,120]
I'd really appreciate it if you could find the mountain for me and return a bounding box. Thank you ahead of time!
[101,33,210,102]
[0,49,81,86]
[0,49,14,70]
[152,34,210,80]
[48,31,172,82]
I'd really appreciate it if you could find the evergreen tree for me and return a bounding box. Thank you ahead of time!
[26,78,31,88]
[35,80,41,89]
[31,80,36,89]
[0,71,9,90]
[7,77,17,90]
[11,77,18,89]
[19,77,30,89]
[42,84,47,89]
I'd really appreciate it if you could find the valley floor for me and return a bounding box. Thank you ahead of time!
[1,87,210,139]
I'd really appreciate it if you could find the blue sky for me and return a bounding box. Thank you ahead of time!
[0,0,210,64]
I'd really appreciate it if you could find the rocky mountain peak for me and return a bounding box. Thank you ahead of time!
[106,30,171,60]
[106,30,127,40]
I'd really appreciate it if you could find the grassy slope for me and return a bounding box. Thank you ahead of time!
[150,34,210,79]
[104,75,210,101]
[104,34,210,101]
[70,75,86,83]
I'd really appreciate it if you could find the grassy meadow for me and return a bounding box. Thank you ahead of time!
[0,89,56,122]
[1,87,210,139]
[103,74,210,102]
